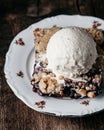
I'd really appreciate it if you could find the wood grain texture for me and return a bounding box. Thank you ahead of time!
[0,0,104,130]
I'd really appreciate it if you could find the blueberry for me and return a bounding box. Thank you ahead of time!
[34,67,42,74]
[96,87,102,95]
[69,90,76,98]
[32,87,37,92]
[40,61,44,67]
[63,87,71,96]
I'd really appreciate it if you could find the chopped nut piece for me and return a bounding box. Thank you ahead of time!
[49,73,56,77]
[31,79,35,85]
[42,77,49,82]
[85,86,92,91]
[79,89,87,97]
[47,84,56,93]
[39,79,47,93]
[94,74,101,83]
[40,72,47,77]
[89,84,93,89]
[39,79,47,88]
[59,90,64,96]
[95,74,100,78]
[59,75,64,80]
[52,79,57,84]
[95,77,100,83]
[86,27,104,44]
[87,91,96,98]
[81,85,85,89]
[78,82,83,87]
[34,75,41,83]
[92,78,96,83]
[76,86,81,91]
[38,77,58,94]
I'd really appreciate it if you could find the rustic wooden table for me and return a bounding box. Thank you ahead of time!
[0,0,104,130]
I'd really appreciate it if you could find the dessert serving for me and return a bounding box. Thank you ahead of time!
[31,26,104,99]
[4,15,104,116]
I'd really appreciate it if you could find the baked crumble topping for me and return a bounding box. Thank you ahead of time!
[31,26,104,99]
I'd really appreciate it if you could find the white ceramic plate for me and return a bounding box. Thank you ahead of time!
[4,15,104,116]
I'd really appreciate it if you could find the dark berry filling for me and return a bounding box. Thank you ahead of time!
[31,60,103,98]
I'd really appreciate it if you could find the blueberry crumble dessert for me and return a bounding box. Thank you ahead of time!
[31,26,104,98]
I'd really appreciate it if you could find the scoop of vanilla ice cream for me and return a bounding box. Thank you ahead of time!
[46,27,98,78]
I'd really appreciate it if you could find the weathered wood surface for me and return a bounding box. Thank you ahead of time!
[0,0,104,130]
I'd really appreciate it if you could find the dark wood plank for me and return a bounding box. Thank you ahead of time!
[92,0,104,19]
[78,0,94,15]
